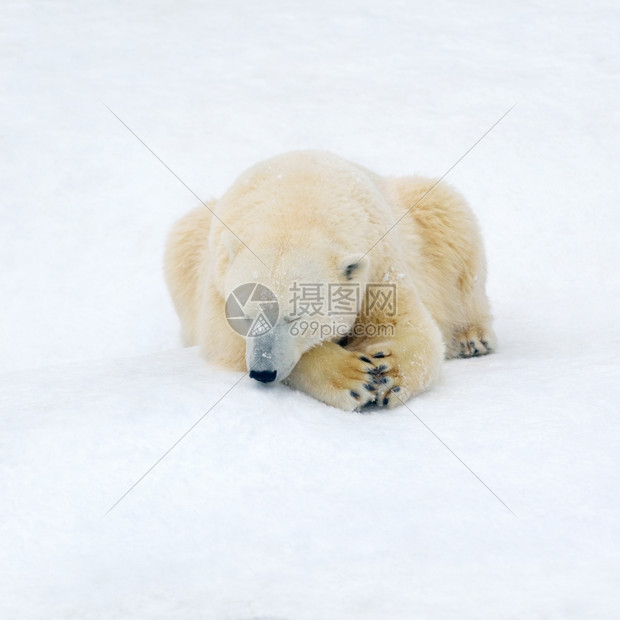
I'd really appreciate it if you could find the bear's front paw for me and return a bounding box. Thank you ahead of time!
[355,344,405,410]
[324,350,381,411]
[284,342,393,411]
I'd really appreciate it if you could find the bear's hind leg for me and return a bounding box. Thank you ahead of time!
[446,276,497,359]
[448,324,496,359]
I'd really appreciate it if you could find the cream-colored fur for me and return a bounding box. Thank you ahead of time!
[164,150,496,411]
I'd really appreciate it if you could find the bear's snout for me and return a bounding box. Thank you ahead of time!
[249,369,278,383]
[245,324,300,384]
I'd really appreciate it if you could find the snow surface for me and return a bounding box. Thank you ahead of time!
[1,0,620,618]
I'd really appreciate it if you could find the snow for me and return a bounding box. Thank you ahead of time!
[1,0,620,618]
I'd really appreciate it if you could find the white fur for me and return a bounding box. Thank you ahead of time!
[164,151,495,411]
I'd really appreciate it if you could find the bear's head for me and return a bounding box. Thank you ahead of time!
[223,232,371,383]
[211,150,394,384]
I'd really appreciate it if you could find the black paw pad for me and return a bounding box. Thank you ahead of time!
[359,355,373,364]
[350,390,360,399]
[372,352,386,358]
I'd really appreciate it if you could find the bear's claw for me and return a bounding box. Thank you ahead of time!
[349,343,404,409]
[451,326,496,359]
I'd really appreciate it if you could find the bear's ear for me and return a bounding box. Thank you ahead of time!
[340,254,370,281]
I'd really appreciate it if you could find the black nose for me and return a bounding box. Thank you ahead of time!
[249,369,277,383]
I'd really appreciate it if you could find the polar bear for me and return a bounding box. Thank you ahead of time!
[164,150,496,411]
